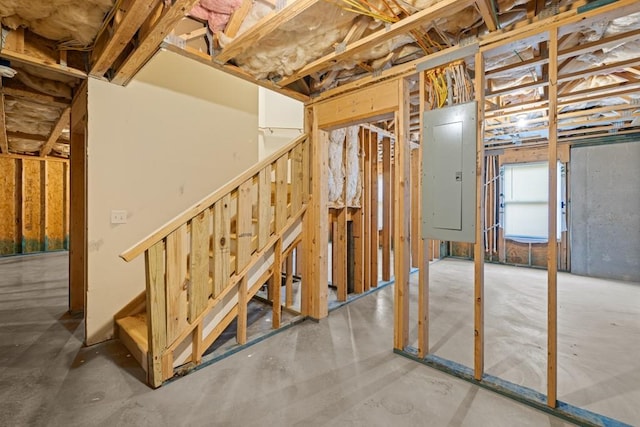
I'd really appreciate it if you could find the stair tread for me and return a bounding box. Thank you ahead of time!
[116,313,148,349]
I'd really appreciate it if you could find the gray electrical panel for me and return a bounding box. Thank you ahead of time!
[422,101,477,243]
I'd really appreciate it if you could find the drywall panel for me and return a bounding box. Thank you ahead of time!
[0,158,17,255]
[86,50,258,344]
[571,142,640,282]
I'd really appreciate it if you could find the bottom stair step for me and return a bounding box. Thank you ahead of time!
[116,313,148,372]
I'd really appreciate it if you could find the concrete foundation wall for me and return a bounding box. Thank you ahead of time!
[571,141,640,282]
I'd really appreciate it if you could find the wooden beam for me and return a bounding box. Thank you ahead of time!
[91,0,160,77]
[393,80,411,351]
[0,94,8,154]
[303,108,329,319]
[417,71,429,358]
[180,27,208,41]
[2,86,70,109]
[370,132,379,287]
[278,0,474,87]
[224,0,253,38]
[474,51,486,381]
[40,107,70,157]
[334,208,347,301]
[112,0,201,85]
[475,0,498,32]
[145,241,167,388]
[381,136,392,282]
[215,0,319,64]
[547,27,559,409]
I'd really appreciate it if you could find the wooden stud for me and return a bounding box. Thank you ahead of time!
[258,166,271,250]
[69,127,86,313]
[275,155,288,231]
[334,208,347,301]
[145,241,167,388]
[547,27,559,409]
[381,136,392,281]
[393,80,411,351]
[353,207,364,294]
[271,239,282,328]
[236,179,253,272]
[0,94,8,154]
[410,147,420,268]
[362,128,372,291]
[189,210,210,322]
[0,158,17,255]
[474,51,486,381]
[370,132,379,287]
[192,323,203,364]
[237,276,248,345]
[285,253,294,307]
[417,71,429,358]
[166,225,188,344]
[303,108,329,319]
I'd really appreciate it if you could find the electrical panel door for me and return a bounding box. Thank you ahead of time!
[422,101,477,243]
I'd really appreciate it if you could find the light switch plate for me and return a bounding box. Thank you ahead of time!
[111,210,127,224]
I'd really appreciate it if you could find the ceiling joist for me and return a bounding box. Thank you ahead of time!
[91,0,160,78]
[278,0,475,87]
[111,0,202,85]
[214,0,319,64]
[40,107,70,157]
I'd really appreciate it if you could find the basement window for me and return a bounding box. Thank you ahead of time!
[501,162,565,242]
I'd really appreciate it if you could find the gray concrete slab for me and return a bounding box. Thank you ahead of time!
[4,253,633,426]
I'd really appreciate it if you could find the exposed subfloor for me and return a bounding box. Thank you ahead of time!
[1,253,638,426]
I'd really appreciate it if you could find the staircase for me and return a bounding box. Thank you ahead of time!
[115,134,309,387]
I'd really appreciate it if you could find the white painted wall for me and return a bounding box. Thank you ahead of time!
[258,87,303,160]
[85,50,258,344]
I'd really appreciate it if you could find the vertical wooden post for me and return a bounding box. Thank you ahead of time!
[237,276,248,345]
[285,253,294,307]
[63,162,70,250]
[258,166,271,250]
[393,79,411,351]
[474,51,486,381]
[146,241,167,388]
[362,129,372,291]
[370,133,379,286]
[353,207,364,294]
[189,210,210,322]
[382,136,392,281]
[547,28,559,408]
[410,148,420,268]
[213,195,231,297]
[192,323,203,364]
[417,71,430,358]
[303,107,329,319]
[41,161,48,251]
[275,155,288,230]
[237,180,253,271]
[335,208,347,301]
[271,239,282,328]
[166,225,188,344]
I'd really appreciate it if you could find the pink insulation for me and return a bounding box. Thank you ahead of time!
[189,0,243,32]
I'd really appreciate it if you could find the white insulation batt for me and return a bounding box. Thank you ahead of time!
[0,0,114,44]
[328,125,362,208]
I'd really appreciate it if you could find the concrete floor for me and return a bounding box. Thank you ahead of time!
[1,253,636,426]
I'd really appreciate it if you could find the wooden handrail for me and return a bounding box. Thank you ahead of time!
[119,133,308,262]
